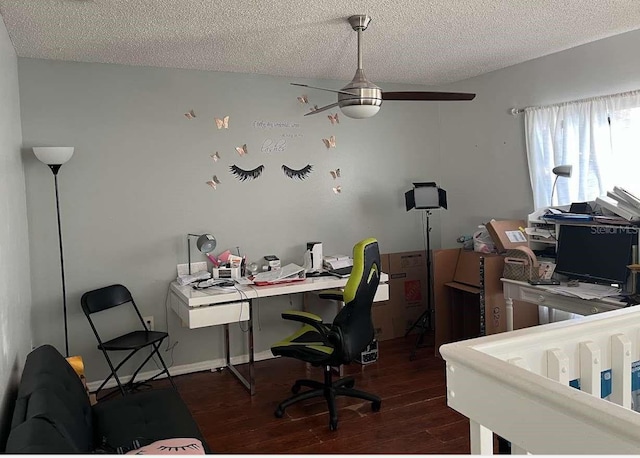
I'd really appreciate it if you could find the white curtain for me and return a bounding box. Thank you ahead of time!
[525,90,640,209]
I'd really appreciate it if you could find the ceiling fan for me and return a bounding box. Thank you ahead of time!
[292,15,476,119]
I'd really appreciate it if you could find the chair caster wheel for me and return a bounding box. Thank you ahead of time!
[274,407,284,418]
[371,400,381,412]
[292,383,301,394]
[329,420,338,431]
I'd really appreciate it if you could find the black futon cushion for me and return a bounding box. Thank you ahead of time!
[6,345,210,454]
[93,388,210,453]
[8,345,93,453]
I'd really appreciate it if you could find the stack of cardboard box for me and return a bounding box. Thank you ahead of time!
[372,250,430,342]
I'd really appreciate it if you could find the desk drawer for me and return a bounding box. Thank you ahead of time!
[172,296,250,329]
[517,286,620,315]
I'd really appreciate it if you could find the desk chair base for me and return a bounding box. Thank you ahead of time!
[274,365,381,431]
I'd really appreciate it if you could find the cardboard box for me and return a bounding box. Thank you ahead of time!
[380,250,429,339]
[485,219,528,253]
[371,302,396,341]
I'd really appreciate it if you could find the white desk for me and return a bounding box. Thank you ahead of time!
[170,274,389,395]
[501,278,627,331]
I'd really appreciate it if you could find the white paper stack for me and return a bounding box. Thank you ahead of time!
[252,263,305,284]
[597,187,640,222]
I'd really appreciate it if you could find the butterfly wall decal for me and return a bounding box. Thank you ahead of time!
[309,105,319,113]
[206,175,221,189]
[327,113,339,125]
[184,109,196,120]
[235,144,248,156]
[297,95,309,104]
[329,169,340,179]
[332,185,342,194]
[215,116,229,129]
[322,136,336,149]
[210,152,220,162]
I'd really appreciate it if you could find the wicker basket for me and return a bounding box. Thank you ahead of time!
[503,246,541,282]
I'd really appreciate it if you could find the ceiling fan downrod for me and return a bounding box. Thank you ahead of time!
[348,14,370,70]
[339,15,382,118]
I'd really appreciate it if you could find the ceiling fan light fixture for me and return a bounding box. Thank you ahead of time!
[293,14,476,119]
[340,104,380,119]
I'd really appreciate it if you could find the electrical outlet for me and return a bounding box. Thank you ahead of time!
[143,316,154,331]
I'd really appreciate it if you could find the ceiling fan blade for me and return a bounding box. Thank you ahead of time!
[291,83,356,97]
[382,91,476,101]
[304,102,340,116]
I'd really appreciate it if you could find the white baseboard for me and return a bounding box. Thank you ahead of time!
[86,350,275,392]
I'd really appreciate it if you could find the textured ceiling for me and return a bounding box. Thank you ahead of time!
[1,0,640,86]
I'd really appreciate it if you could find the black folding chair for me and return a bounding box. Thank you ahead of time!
[81,284,176,399]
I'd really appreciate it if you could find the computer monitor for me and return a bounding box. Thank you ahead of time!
[555,224,636,285]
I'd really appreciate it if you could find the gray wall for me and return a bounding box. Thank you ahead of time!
[17,59,443,382]
[437,28,640,247]
[0,14,30,450]
[19,26,640,385]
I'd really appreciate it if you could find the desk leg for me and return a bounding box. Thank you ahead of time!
[248,301,255,394]
[506,296,514,332]
[223,301,256,396]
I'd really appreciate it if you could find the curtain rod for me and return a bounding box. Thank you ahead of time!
[509,88,640,116]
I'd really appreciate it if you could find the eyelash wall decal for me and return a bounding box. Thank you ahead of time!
[282,164,313,180]
[229,164,264,181]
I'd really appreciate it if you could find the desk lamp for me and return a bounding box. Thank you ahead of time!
[187,234,216,274]
[33,146,74,358]
[550,165,573,206]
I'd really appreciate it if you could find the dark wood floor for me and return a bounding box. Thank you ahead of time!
[166,337,480,454]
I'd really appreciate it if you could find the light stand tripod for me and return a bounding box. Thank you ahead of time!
[403,182,447,361]
[405,210,434,361]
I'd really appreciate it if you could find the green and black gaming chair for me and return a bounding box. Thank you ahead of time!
[271,238,382,431]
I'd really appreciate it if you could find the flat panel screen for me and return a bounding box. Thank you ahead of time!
[555,225,635,285]
[413,186,440,209]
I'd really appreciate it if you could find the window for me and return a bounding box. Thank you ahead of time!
[525,91,640,209]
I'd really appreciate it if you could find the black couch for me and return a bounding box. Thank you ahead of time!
[5,345,210,453]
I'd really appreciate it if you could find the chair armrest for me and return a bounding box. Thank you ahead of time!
[281,311,331,342]
[281,310,323,326]
[318,289,344,301]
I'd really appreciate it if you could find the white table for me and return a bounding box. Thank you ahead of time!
[170,274,389,395]
[501,278,627,331]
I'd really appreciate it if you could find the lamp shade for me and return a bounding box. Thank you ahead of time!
[196,234,216,253]
[33,147,74,165]
[552,164,572,178]
[340,104,380,119]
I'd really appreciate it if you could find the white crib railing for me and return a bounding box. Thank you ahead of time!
[440,306,640,454]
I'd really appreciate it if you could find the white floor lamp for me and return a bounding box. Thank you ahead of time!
[33,146,74,358]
